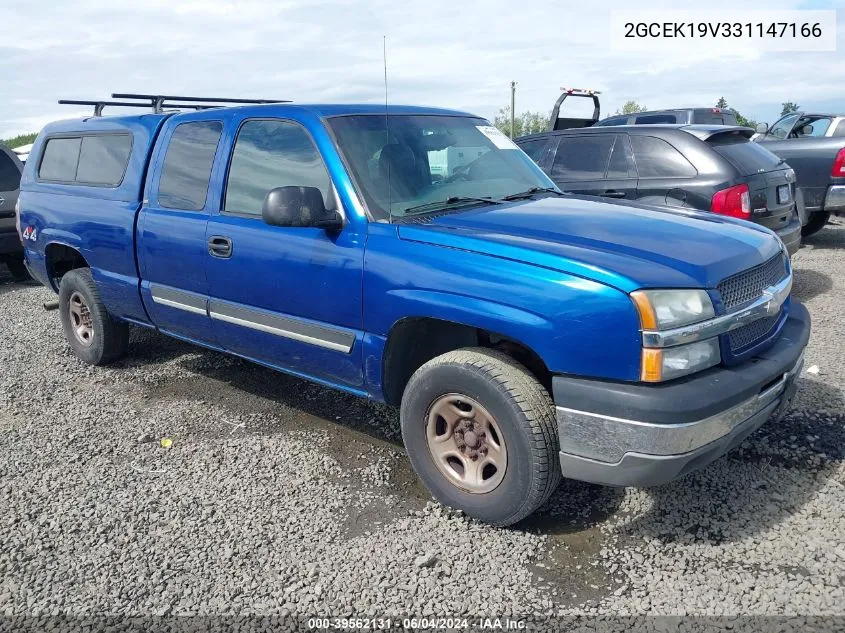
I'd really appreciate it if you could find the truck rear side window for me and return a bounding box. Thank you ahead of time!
[39,137,82,181]
[224,119,331,216]
[76,135,132,185]
[634,114,677,124]
[158,121,223,211]
[596,117,629,126]
[38,134,132,186]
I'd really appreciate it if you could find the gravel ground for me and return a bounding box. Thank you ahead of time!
[1,225,844,628]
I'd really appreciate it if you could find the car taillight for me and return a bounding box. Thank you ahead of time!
[832,148,845,177]
[711,183,751,219]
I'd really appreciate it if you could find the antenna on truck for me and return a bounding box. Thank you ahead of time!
[58,93,290,116]
[383,35,393,225]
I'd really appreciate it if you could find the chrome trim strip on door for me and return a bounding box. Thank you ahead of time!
[207,299,355,353]
[150,284,208,316]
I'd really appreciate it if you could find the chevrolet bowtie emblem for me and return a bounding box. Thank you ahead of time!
[761,286,786,317]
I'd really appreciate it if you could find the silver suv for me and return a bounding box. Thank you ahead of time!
[595,107,739,127]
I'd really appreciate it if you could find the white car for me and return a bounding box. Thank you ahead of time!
[12,143,32,163]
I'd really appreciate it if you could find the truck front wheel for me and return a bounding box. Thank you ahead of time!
[400,348,561,526]
[58,268,129,365]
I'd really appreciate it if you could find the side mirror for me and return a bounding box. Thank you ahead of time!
[261,186,343,231]
[755,122,769,135]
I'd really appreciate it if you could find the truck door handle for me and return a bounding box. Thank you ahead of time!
[208,236,233,258]
[601,190,626,198]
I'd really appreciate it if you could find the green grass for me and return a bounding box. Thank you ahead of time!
[1,133,37,149]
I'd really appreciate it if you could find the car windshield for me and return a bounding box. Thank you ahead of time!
[328,114,558,221]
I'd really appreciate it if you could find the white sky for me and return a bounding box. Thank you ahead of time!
[1,0,843,139]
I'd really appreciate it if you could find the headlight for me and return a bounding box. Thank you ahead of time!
[631,289,715,330]
[641,338,720,382]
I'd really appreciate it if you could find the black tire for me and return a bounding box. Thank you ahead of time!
[400,347,561,526]
[6,257,30,282]
[58,268,129,365]
[802,211,830,237]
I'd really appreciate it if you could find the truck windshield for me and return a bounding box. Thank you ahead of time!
[328,114,557,221]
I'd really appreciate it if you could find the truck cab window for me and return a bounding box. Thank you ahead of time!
[224,120,331,216]
[767,114,800,140]
[158,121,223,211]
[596,117,628,126]
[634,114,678,124]
[793,117,832,138]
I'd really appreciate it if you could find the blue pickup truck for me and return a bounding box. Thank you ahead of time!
[17,94,810,526]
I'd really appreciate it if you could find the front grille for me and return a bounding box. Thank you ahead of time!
[728,314,780,353]
[717,253,787,311]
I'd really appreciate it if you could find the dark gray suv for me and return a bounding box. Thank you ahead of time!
[516,125,802,255]
[0,144,25,279]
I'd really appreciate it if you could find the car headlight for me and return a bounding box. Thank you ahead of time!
[641,338,721,382]
[630,289,715,330]
[632,289,720,382]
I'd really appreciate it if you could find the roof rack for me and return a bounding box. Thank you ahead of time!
[58,93,290,116]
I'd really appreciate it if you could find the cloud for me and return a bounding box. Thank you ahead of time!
[1,0,843,138]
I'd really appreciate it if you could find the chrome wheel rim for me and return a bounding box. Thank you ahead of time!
[68,291,94,347]
[425,393,507,494]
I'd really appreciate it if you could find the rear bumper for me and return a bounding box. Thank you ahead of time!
[554,301,811,487]
[774,216,801,255]
[824,185,845,212]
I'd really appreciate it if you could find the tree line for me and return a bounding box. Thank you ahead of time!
[0,133,37,149]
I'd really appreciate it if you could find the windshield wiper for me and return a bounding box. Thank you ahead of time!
[500,187,565,201]
[402,196,501,216]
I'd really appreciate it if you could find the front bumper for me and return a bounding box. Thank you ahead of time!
[824,185,845,212]
[554,301,811,487]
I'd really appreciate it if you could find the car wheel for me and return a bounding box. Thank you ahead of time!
[400,347,561,526]
[801,211,830,237]
[5,257,30,282]
[58,268,129,365]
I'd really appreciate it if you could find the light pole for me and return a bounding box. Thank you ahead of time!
[510,81,517,138]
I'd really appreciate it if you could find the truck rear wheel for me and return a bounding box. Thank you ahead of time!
[802,211,830,237]
[400,348,561,526]
[58,268,129,365]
